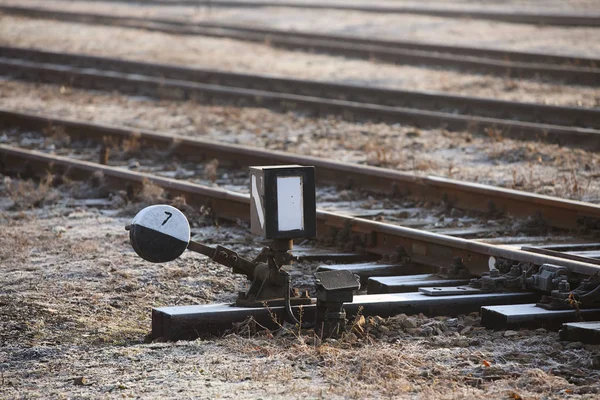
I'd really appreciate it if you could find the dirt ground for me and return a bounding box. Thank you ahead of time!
[1,179,599,399]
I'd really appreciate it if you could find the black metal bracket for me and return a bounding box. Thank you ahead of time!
[314,270,361,338]
[187,238,311,308]
[462,261,600,310]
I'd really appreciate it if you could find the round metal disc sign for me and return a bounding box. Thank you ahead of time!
[129,205,190,263]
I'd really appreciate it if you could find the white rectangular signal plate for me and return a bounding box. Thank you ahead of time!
[276,176,304,232]
[249,165,316,239]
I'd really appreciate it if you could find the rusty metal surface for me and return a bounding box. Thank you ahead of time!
[521,246,600,265]
[2,46,598,129]
[3,144,600,278]
[1,6,598,84]
[2,108,599,233]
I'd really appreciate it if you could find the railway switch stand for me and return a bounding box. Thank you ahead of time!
[127,165,360,332]
[122,165,600,340]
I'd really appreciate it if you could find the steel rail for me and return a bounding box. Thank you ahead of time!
[2,143,599,277]
[2,46,599,130]
[2,108,599,233]
[13,5,600,68]
[181,22,600,69]
[54,0,600,27]
[5,5,599,68]
[177,1,600,27]
[2,57,600,152]
[1,6,598,84]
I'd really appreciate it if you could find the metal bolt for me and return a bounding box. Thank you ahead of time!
[558,279,570,292]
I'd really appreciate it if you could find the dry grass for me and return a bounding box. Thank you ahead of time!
[137,178,165,203]
[216,328,594,399]
[3,174,57,210]
[363,139,409,169]
[42,124,71,147]
[121,135,141,156]
[0,230,32,264]
[222,311,600,398]
[204,158,219,182]
[556,165,594,199]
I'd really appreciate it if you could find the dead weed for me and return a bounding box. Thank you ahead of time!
[3,174,58,210]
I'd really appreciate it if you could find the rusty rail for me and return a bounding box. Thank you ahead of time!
[187,1,600,27]
[2,46,599,130]
[0,5,598,84]
[2,56,599,151]
[2,108,599,233]
[42,0,600,27]
[2,144,599,277]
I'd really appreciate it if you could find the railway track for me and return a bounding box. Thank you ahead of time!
[3,46,599,130]
[3,108,600,234]
[3,140,600,338]
[2,141,599,276]
[2,47,599,151]
[2,3,599,341]
[1,5,599,85]
[3,5,600,392]
[47,0,600,27]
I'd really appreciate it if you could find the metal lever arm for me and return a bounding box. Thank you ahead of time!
[187,240,258,280]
